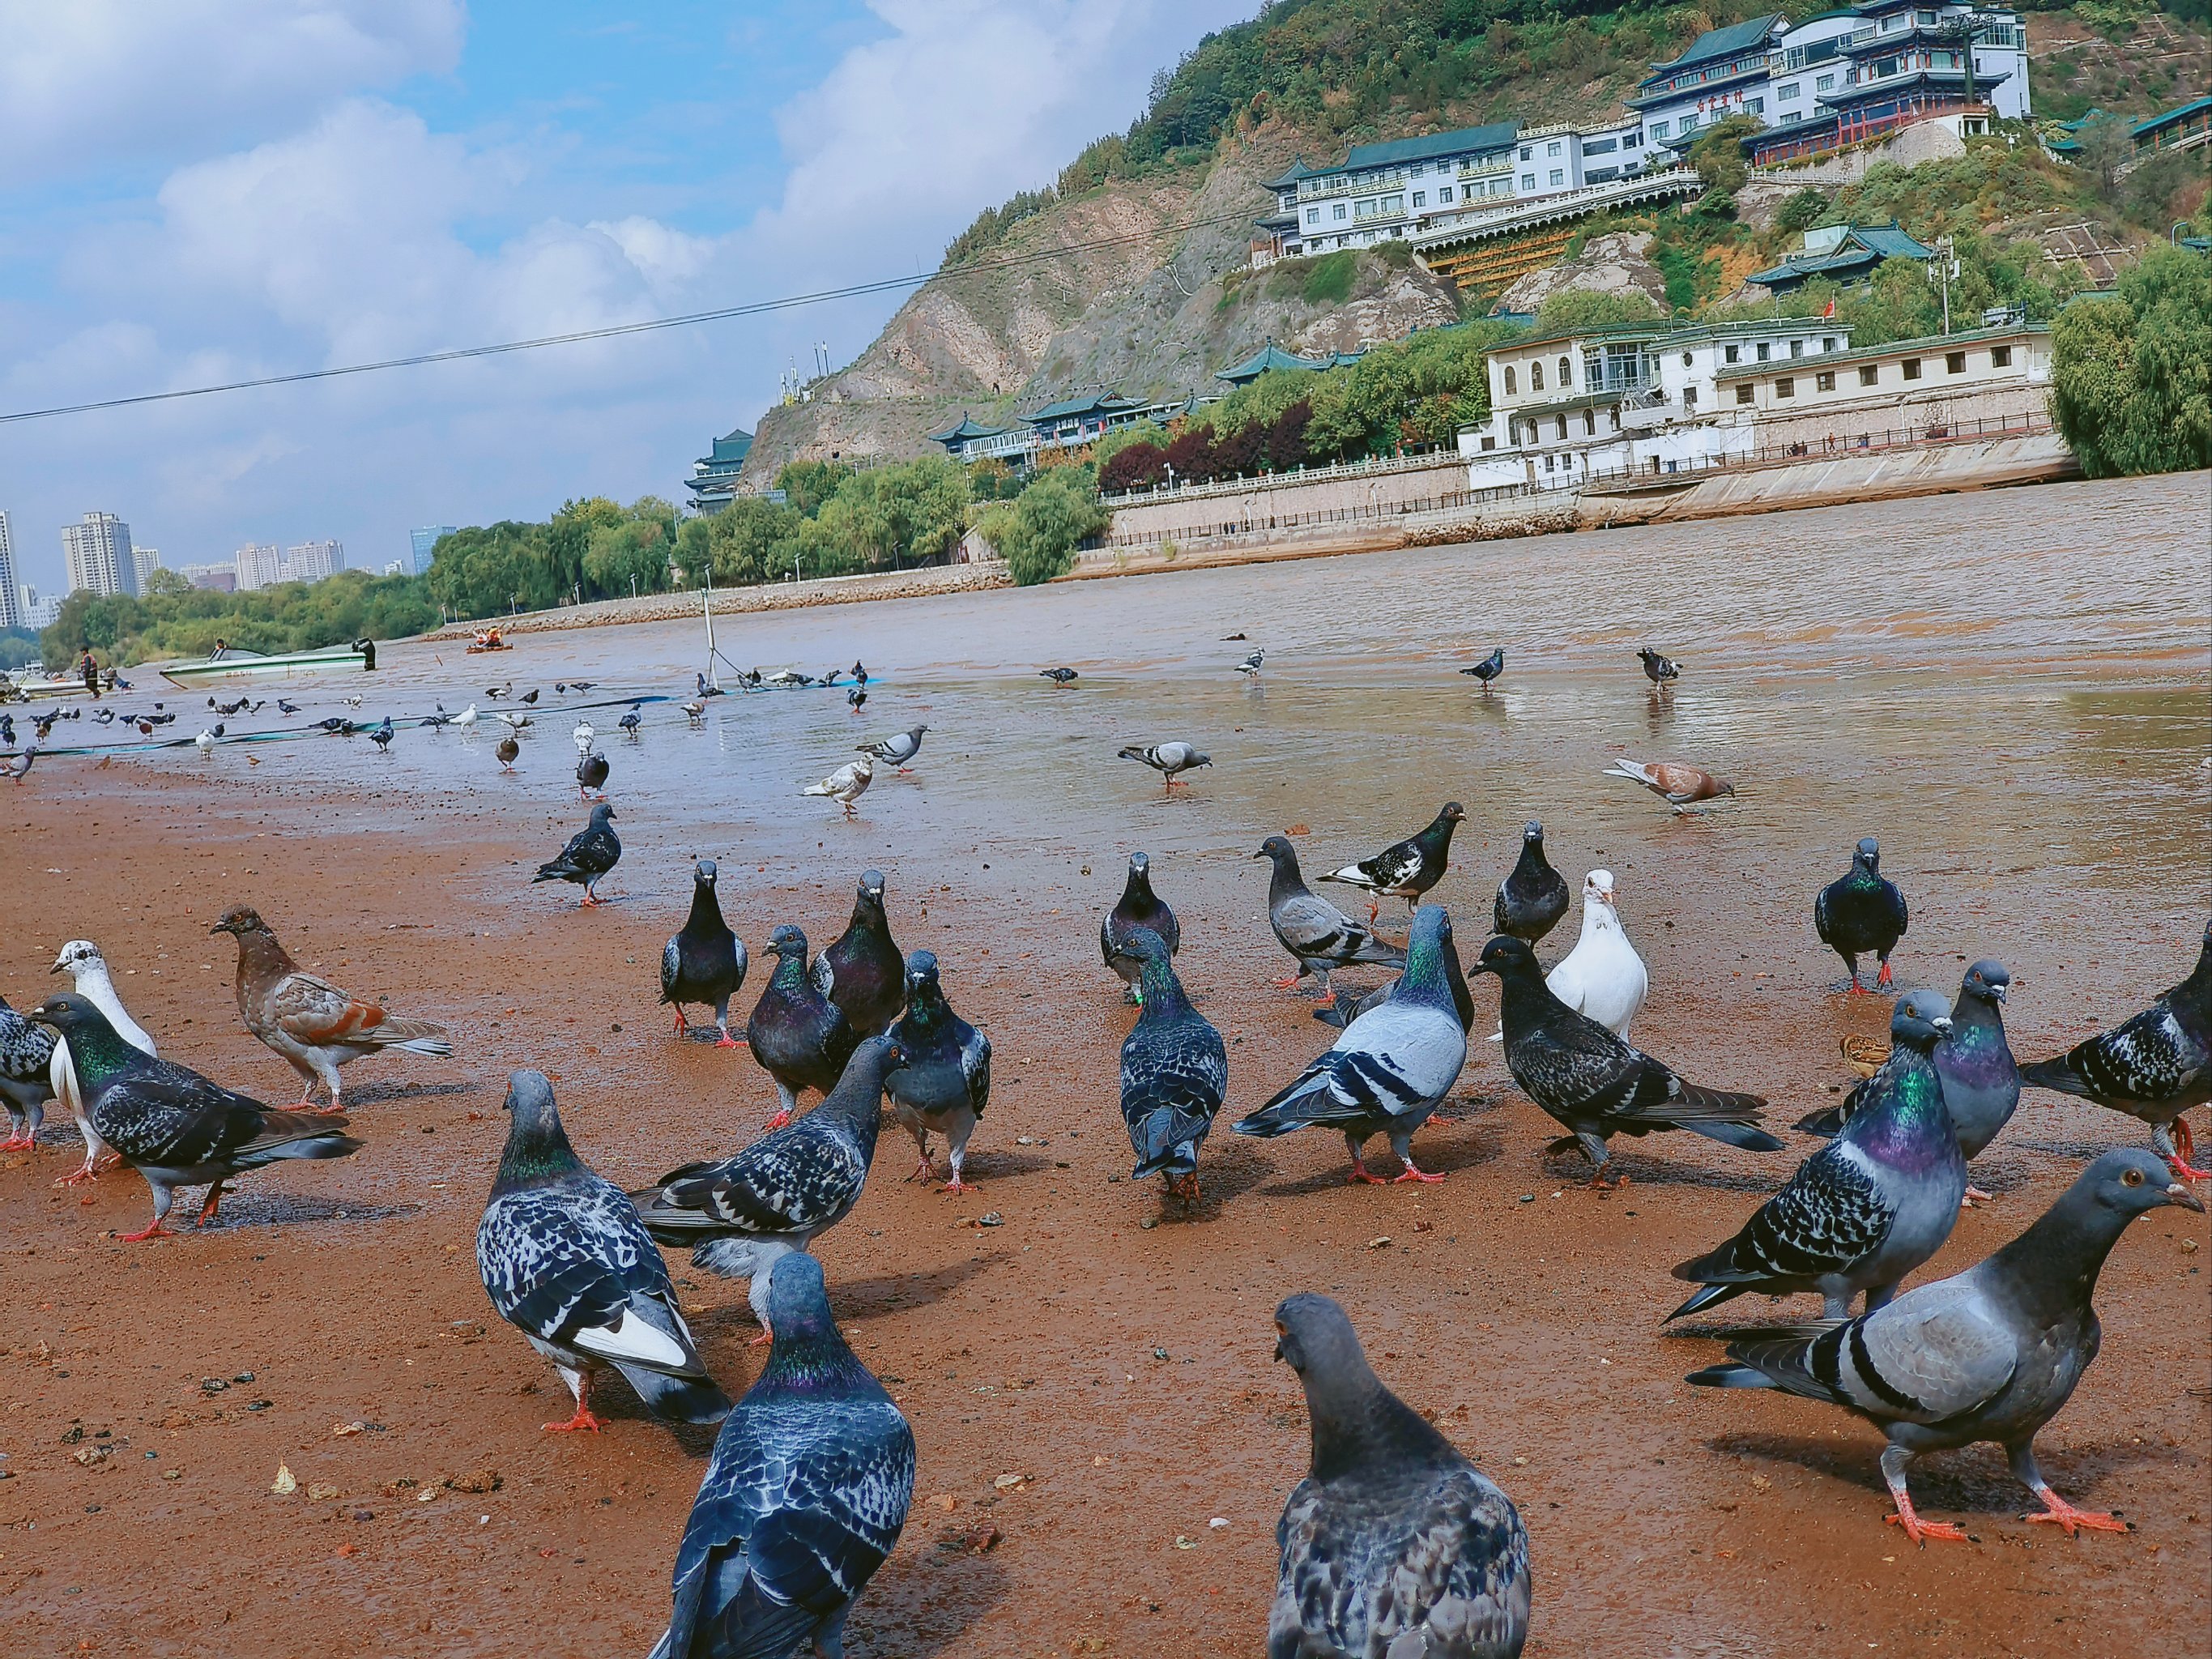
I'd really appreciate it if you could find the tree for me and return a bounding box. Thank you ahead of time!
[1099,441,1167,493]
[996,471,1110,586]
[774,458,854,516]
[2052,246,2212,478]
[143,568,194,598]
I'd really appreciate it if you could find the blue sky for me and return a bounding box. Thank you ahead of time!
[0,0,1256,594]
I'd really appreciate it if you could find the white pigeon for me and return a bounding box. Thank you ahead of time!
[194,729,216,753]
[454,703,479,727]
[573,721,595,752]
[49,940,157,1183]
[495,710,532,731]
[801,756,873,819]
[1490,869,1648,1043]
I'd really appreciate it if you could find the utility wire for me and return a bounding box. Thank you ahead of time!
[0,208,1254,427]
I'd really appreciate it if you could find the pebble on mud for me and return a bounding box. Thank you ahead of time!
[445,1469,502,1494]
[271,1464,296,1494]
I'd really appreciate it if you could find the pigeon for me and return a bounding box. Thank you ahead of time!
[748,925,859,1130]
[1492,821,1571,945]
[801,757,872,820]
[1118,928,1227,1202]
[846,686,866,713]
[1319,801,1464,923]
[1477,933,1778,1188]
[573,721,595,750]
[478,1071,731,1434]
[648,1253,914,1659]
[1119,740,1211,791]
[276,699,301,715]
[1815,837,1909,993]
[618,704,643,736]
[568,680,596,693]
[1689,1148,2204,1545]
[533,802,620,906]
[1799,961,2021,1201]
[1269,1293,1531,1659]
[194,727,217,753]
[1040,667,1078,686]
[494,710,531,731]
[1459,646,1505,689]
[1236,906,1467,1184]
[211,904,453,1110]
[682,700,705,725]
[92,707,117,725]
[1669,989,1963,1320]
[576,748,610,801]
[1102,851,1178,1004]
[858,723,927,774]
[453,702,478,726]
[2021,920,2211,1179]
[1602,757,1734,812]
[663,859,748,1047]
[27,993,360,1239]
[1638,646,1681,688]
[3,746,35,783]
[1254,834,1404,1006]
[850,660,868,685]
[343,694,364,709]
[49,939,156,1183]
[0,996,58,1150]
[496,735,520,771]
[630,1038,902,1327]
[812,870,906,1037]
[1493,869,1647,1041]
[368,716,394,753]
[885,951,991,1192]
[1237,648,1265,677]
[766,669,809,689]
[520,688,539,705]
[1311,915,1477,1035]
[316,717,356,736]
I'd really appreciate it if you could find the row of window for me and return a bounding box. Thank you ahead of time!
[1733,345,2013,401]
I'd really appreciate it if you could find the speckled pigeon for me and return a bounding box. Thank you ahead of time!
[1102,851,1178,1004]
[1255,834,1404,1007]
[1690,1149,2203,1545]
[812,871,905,1037]
[478,1070,731,1433]
[629,1036,901,1328]
[1669,990,1963,1320]
[1319,802,1463,923]
[885,951,991,1192]
[534,802,620,906]
[1118,928,1226,1202]
[748,924,859,1130]
[1491,821,1570,946]
[0,996,57,1150]
[663,859,748,1047]
[650,1254,914,1659]
[1815,837,1908,993]
[48,939,157,1183]
[1269,1293,1530,1658]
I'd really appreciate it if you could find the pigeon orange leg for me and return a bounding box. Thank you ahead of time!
[1315,985,1338,1009]
[544,1405,604,1433]
[765,1108,793,1131]
[2169,1119,2209,1182]
[1273,975,1302,990]
[120,1218,176,1243]
[194,1183,230,1227]
[714,1030,744,1049]
[54,1161,103,1188]
[2024,1486,2127,1536]
[672,1010,688,1036]
[1875,959,1894,989]
[1881,1453,1969,1545]
[1394,1162,1444,1183]
[1345,1143,1389,1186]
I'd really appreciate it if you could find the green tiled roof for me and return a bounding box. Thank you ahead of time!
[697,427,752,469]
[1648,13,1784,75]
[927,416,1005,444]
[1026,393,1144,424]
[2133,96,2212,139]
[1216,342,1364,384]
[1338,122,1519,173]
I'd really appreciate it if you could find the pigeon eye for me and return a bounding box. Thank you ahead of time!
[2120,1167,2144,1188]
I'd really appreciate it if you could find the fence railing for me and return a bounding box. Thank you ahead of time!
[1102,479,1553,548]
[1577,410,2056,493]
[1098,445,1461,509]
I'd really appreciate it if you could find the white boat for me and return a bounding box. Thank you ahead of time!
[159,642,373,686]
[0,673,92,702]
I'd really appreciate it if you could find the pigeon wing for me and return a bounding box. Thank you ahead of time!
[2026,1003,2207,1109]
[478,1179,697,1374]
[1686,1143,1894,1286]
[959,1024,992,1118]
[1720,1277,2017,1426]
[661,1121,869,1237]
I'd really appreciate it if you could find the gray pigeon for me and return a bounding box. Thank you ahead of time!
[885,951,991,1192]
[1270,1293,1530,1657]
[858,723,927,774]
[1690,1148,2203,1545]
[1669,990,1963,1320]
[1235,906,1466,1183]
[477,1071,731,1433]
[1255,835,1405,1006]
[1118,928,1227,1202]
[1118,740,1211,791]
[0,995,58,1149]
[1102,851,1178,1004]
[629,1036,902,1328]
[650,1254,914,1659]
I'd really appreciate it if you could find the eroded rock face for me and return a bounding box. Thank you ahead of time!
[1498,231,1669,312]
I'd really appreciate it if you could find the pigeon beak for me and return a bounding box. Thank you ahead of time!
[2166,1182,2206,1212]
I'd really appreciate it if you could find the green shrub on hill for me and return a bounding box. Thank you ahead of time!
[2052,245,2212,476]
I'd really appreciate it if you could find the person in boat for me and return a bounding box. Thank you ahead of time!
[209,637,232,662]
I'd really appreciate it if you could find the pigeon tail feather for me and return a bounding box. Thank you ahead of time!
[615,1363,734,1426]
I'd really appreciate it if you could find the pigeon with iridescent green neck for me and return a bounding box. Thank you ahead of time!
[1669,990,1964,1321]
[1118,928,1226,1202]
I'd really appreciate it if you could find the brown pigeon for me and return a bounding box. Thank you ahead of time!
[1602,757,1735,812]
[211,905,452,1109]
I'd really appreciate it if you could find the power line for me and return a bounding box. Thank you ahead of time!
[0,209,1253,427]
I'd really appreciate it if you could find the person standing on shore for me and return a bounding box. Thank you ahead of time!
[78,650,99,699]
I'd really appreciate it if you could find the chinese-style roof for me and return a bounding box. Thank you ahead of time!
[927,416,1006,444]
[1748,223,1930,288]
[1216,341,1364,385]
[1647,14,1785,77]
[2133,96,2212,139]
[1336,122,1519,173]
[1026,392,1145,424]
[1262,156,1315,190]
[695,427,753,470]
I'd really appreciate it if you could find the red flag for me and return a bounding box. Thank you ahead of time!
[1822,297,1837,319]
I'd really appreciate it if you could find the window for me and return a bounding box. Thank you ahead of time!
[1678,113,1698,134]
[1916,8,1936,23]
[1902,358,1922,381]
[1546,141,1562,157]
[1822,336,1837,352]
[1683,386,1697,407]
[1817,72,1835,92]
[1860,365,1879,386]
[1724,343,1741,364]
[1735,384,1754,405]
[1650,120,1669,139]
[1991,344,2012,367]
[1558,356,1573,386]
[1333,203,1347,221]
[1503,366,1517,394]
[1521,174,1536,190]
[1775,377,1795,398]
[1306,207,1319,224]
[1946,351,1967,374]
[1745,97,1763,114]
[1413,191,1426,208]
[1816,370,1835,391]
[1781,111,1801,125]
[1583,410,1596,436]
[1585,137,1617,156]
[1480,435,1496,451]
[1790,339,1805,357]
[1531,361,1545,392]
[1756,342,1771,362]
[1548,168,1565,186]
[1625,130,1642,146]
[1556,416,1568,440]
[1681,352,1694,367]
[1437,186,1454,203]
[1778,81,1801,100]
[1519,146,1532,161]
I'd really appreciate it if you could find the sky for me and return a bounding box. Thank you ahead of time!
[0,0,1259,594]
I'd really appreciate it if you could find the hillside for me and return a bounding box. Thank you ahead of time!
[739,0,2210,484]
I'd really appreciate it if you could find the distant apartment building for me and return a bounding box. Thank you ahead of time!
[409,526,457,576]
[178,563,238,593]
[21,591,62,629]
[0,511,18,629]
[234,541,283,591]
[62,511,136,598]
[285,539,343,583]
[132,545,163,591]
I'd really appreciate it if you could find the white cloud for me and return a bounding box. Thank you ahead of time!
[0,0,462,187]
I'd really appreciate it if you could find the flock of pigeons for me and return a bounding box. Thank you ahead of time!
[4,638,2207,1659]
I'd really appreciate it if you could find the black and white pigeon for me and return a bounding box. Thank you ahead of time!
[1799,961,2020,1201]
[477,1070,732,1434]
[1689,1148,2203,1546]
[650,1253,914,1659]
[1119,740,1211,791]
[367,716,394,753]
[3,746,36,784]
[1459,646,1505,689]
[1237,906,1466,1184]
[1637,646,1681,688]
[630,1037,902,1328]
[846,686,866,714]
[1815,837,1909,994]
[1319,801,1464,923]
[520,687,540,705]
[28,992,360,1240]
[1118,928,1227,1203]
[575,748,610,801]
[812,870,906,1037]
[1237,648,1265,677]
[748,924,859,1129]
[1102,851,1179,1004]
[858,723,927,774]
[2021,919,2211,1180]
[618,703,643,736]
[1039,667,1078,686]
[1491,820,1571,945]
[1669,989,1963,1320]
[1476,933,1779,1188]
[885,951,991,1192]
[0,996,58,1151]
[533,802,620,905]
[663,859,748,1047]
[1269,1293,1530,1659]
[1255,834,1404,1006]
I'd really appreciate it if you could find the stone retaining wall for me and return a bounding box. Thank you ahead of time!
[424,563,1008,640]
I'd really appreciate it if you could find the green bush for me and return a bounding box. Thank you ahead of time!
[1301,249,1360,306]
[2052,245,2212,477]
[41,568,440,668]
[994,471,1110,586]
